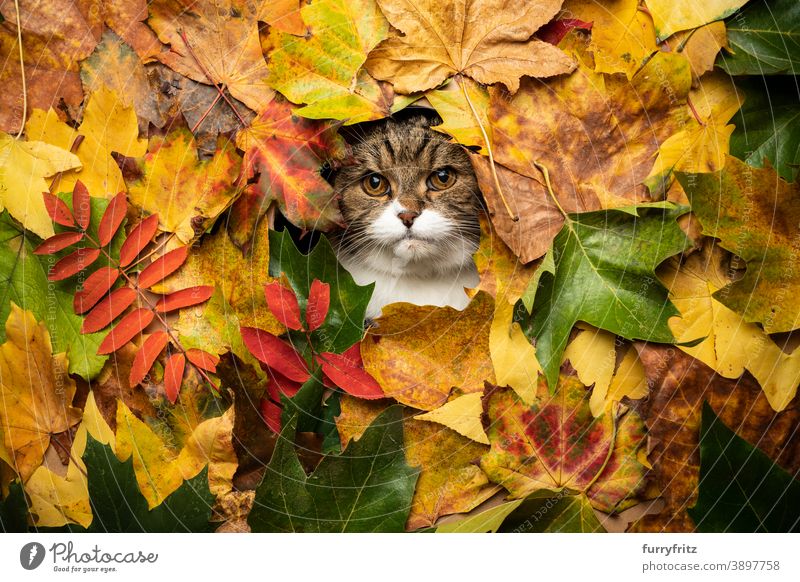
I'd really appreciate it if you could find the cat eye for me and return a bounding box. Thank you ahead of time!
[361,173,390,197]
[428,168,456,191]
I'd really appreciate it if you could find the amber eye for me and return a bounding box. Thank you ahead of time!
[428,168,456,190]
[361,173,390,197]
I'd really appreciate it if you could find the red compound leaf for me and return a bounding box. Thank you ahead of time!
[154,286,214,312]
[97,307,154,354]
[138,245,189,289]
[72,180,91,230]
[164,353,186,404]
[43,192,75,227]
[73,266,120,314]
[306,279,330,332]
[48,247,101,281]
[241,326,310,383]
[264,281,302,330]
[129,331,170,387]
[119,214,159,267]
[185,348,219,373]
[317,344,384,399]
[97,192,127,246]
[81,287,137,334]
[33,231,84,255]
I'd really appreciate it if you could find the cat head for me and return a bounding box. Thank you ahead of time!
[333,114,481,276]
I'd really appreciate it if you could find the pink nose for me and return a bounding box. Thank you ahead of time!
[398,211,419,228]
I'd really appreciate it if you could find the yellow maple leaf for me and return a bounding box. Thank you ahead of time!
[0,304,82,482]
[426,78,492,153]
[645,71,742,194]
[365,0,575,93]
[659,245,800,412]
[667,21,729,81]
[416,393,489,445]
[563,0,658,78]
[645,0,748,40]
[0,133,81,239]
[25,86,147,199]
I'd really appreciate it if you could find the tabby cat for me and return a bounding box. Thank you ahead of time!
[333,114,481,318]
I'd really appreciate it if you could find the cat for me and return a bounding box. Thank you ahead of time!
[332,114,481,319]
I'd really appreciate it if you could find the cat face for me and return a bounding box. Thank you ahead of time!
[333,115,480,276]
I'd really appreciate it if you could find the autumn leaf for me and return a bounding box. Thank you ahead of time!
[481,375,648,513]
[0,133,81,239]
[362,292,495,410]
[0,304,81,481]
[562,0,657,78]
[251,0,305,35]
[426,77,491,153]
[489,50,691,220]
[658,244,800,411]
[235,98,348,231]
[0,0,101,133]
[147,0,273,114]
[679,156,800,334]
[667,21,729,81]
[123,127,242,243]
[416,393,489,445]
[645,0,748,41]
[519,204,689,389]
[365,0,576,94]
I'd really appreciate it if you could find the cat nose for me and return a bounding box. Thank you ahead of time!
[397,211,419,228]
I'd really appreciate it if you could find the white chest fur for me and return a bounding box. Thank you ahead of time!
[338,255,479,319]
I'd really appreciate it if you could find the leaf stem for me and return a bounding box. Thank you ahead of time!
[456,75,518,222]
[179,30,247,128]
[13,0,27,139]
[532,159,567,219]
[686,95,706,126]
[191,92,223,133]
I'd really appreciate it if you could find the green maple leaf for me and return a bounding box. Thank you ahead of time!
[54,435,215,533]
[248,405,419,532]
[520,203,689,389]
[688,403,800,532]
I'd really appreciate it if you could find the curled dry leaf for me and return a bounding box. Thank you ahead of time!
[365,0,576,93]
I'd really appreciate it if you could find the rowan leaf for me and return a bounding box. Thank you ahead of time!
[97,192,127,246]
[119,214,159,268]
[265,0,408,123]
[73,266,120,314]
[688,403,800,532]
[129,332,170,387]
[148,0,273,113]
[645,0,748,41]
[42,192,75,228]
[185,349,219,373]
[480,376,648,513]
[365,0,576,93]
[658,244,800,411]
[679,157,800,334]
[362,292,495,410]
[97,308,154,355]
[249,405,418,532]
[519,204,689,389]
[0,133,81,239]
[154,287,215,313]
[33,231,85,255]
[123,127,242,243]
[716,0,800,75]
[164,353,186,404]
[25,86,148,199]
[0,304,81,481]
[49,247,101,281]
[235,99,348,231]
[82,288,137,334]
[138,246,190,289]
[263,281,303,331]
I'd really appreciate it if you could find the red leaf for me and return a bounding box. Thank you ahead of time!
[33,231,84,255]
[73,266,120,314]
[97,307,154,354]
[129,331,170,387]
[137,245,189,289]
[72,180,91,230]
[306,279,330,331]
[266,368,303,401]
[48,247,101,281]
[264,281,302,330]
[317,346,384,399]
[164,353,186,404]
[259,398,282,433]
[154,286,214,312]
[119,214,159,267]
[43,192,75,227]
[185,348,219,373]
[81,287,137,334]
[537,18,593,45]
[240,327,310,383]
[98,192,127,247]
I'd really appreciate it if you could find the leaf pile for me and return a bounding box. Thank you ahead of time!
[1,0,799,534]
